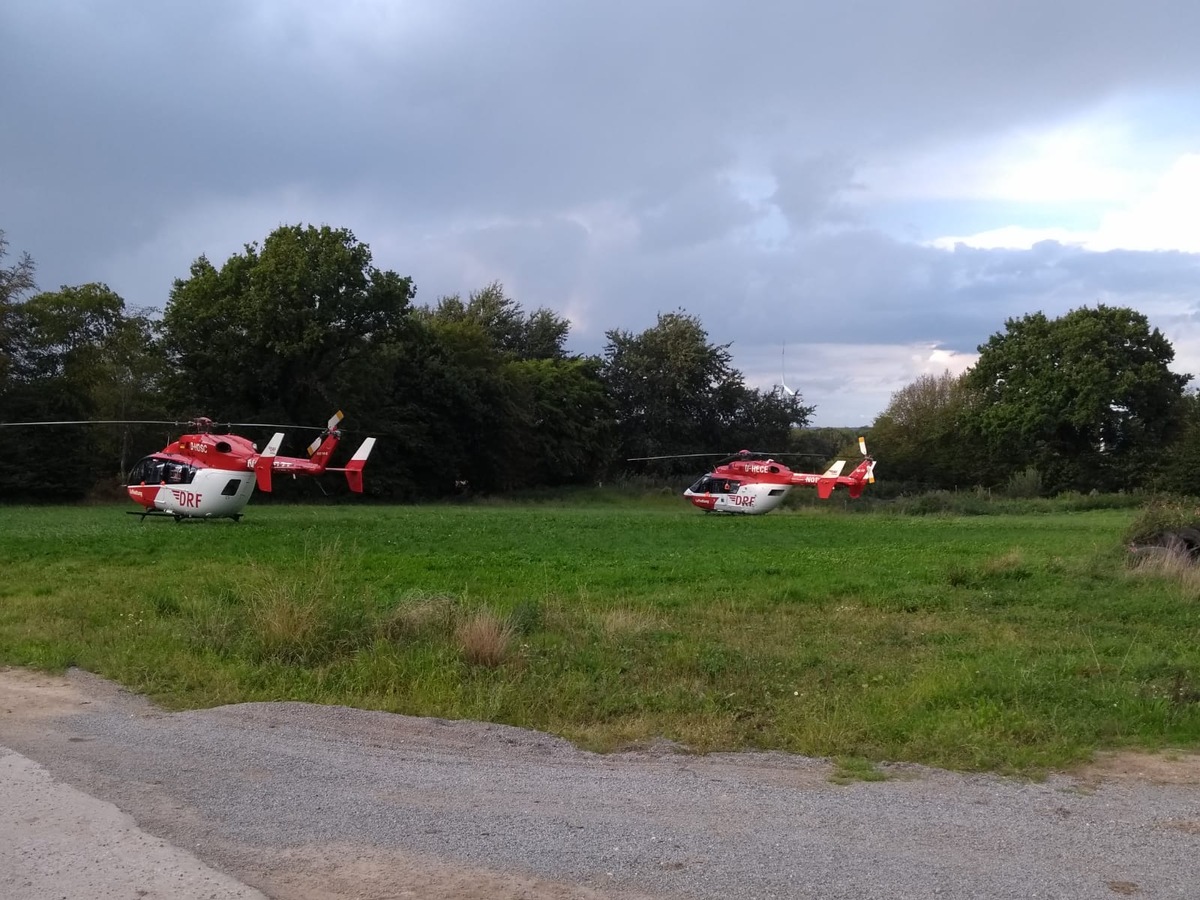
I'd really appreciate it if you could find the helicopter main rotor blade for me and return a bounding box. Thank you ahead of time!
[219,422,330,432]
[0,418,346,433]
[626,453,726,461]
[736,451,832,459]
[0,419,181,427]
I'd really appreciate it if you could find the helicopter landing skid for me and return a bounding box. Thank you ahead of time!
[127,510,242,523]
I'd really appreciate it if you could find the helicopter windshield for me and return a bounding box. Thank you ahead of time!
[689,475,740,494]
[128,456,198,486]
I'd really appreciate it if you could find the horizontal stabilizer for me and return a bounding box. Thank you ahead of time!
[822,460,846,478]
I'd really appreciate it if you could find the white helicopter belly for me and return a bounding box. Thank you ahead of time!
[686,483,790,515]
[150,470,256,518]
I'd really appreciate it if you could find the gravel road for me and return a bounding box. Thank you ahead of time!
[2,667,1198,900]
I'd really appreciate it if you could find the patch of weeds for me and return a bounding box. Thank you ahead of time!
[947,550,1032,588]
[214,585,243,608]
[1144,669,1200,708]
[150,592,181,617]
[599,607,658,637]
[186,606,239,655]
[697,644,735,681]
[946,565,978,588]
[981,550,1032,581]
[510,598,543,635]
[381,590,459,642]
[250,586,324,664]
[243,542,373,666]
[830,756,890,784]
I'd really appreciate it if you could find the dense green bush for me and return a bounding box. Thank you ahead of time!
[1123,495,1200,545]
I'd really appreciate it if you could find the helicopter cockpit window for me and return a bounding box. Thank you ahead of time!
[127,457,197,486]
[689,476,740,494]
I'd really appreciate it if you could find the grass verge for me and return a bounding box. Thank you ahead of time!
[1,500,1197,774]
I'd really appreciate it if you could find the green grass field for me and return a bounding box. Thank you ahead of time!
[2,499,1198,774]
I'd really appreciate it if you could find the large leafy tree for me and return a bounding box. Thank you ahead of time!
[1153,390,1200,495]
[0,229,38,385]
[601,311,811,468]
[421,282,571,361]
[163,224,415,425]
[501,356,616,487]
[964,305,1190,492]
[386,299,609,494]
[0,283,165,498]
[870,371,981,491]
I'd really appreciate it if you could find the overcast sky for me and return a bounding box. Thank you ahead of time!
[5,1,1200,425]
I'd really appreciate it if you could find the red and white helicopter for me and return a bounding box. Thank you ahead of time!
[1,411,375,521]
[634,437,876,515]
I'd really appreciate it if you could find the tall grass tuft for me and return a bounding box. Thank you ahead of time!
[1126,538,1200,596]
[456,608,515,668]
[251,586,325,664]
[381,590,459,641]
[244,540,371,665]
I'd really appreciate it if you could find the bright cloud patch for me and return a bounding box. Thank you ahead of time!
[737,341,978,427]
[932,153,1200,253]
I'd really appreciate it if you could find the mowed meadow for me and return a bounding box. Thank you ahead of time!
[2,498,1198,774]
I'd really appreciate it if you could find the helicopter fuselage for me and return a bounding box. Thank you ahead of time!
[126,437,266,520]
[127,464,257,519]
[684,477,792,515]
[684,460,795,515]
[679,446,875,515]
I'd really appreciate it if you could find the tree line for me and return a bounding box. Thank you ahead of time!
[870,305,1194,496]
[3,224,1194,502]
[0,225,805,500]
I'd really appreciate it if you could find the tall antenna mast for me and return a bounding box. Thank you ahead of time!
[779,343,795,397]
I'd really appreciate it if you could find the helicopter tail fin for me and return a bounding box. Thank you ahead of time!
[255,432,286,492]
[338,437,376,493]
[808,460,844,499]
[306,410,345,471]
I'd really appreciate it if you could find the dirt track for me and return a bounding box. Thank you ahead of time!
[3,667,1199,899]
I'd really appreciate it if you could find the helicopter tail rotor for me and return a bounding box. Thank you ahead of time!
[841,436,876,497]
[307,410,345,459]
[857,436,875,484]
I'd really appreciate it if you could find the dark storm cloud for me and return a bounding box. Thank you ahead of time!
[5,0,1200,423]
[564,226,1200,351]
